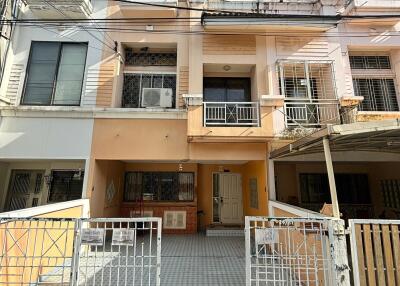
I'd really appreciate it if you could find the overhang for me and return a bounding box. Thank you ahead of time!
[270,120,400,159]
[201,13,339,32]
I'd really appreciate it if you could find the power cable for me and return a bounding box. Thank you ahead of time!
[42,0,118,55]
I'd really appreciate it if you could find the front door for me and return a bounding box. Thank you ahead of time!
[5,170,44,211]
[214,173,243,224]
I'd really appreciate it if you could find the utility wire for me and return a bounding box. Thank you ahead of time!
[42,0,118,55]
[10,23,400,38]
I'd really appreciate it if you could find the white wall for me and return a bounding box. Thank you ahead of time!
[0,0,110,106]
[0,116,93,159]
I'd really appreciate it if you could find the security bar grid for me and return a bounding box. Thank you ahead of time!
[278,61,339,127]
[245,216,335,286]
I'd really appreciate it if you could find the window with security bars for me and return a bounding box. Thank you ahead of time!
[381,179,400,210]
[125,50,177,66]
[350,55,391,70]
[122,73,176,108]
[47,170,84,203]
[278,61,336,100]
[353,78,399,111]
[124,172,194,202]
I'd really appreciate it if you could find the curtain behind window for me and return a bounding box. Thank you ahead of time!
[53,44,87,105]
[23,42,60,105]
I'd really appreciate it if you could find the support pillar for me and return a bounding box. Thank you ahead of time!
[323,137,340,218]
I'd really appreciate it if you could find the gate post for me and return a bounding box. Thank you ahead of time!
[329,219,351,286]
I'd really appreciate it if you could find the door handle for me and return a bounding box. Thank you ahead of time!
[220,197,224,203]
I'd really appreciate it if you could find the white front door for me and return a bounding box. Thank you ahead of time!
[218,173,243,224]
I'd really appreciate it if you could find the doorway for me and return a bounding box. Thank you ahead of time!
[212,173,243,224]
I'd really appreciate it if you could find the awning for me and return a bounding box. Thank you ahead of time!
[201,13,339,32]
[270,119,400,159]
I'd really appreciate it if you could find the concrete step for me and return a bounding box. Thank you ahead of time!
[206,225,244,237]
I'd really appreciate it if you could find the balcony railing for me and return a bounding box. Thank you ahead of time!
[203,102,260,127]
[284,99,340,128]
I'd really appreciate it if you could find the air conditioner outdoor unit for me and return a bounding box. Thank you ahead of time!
[141,88,173,108]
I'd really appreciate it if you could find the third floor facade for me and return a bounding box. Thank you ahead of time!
[1,0,400,142]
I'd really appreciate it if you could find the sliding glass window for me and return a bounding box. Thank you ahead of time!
[22,42,88,106]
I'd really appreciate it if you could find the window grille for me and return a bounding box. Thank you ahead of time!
[350,55,391,70]
[353,78,399,111]
[48,170,84,203]
[125,50,177,66]
[278,61,336,100]
[124,172,194,202]
[381,179,400,210]
[122,73,176,108]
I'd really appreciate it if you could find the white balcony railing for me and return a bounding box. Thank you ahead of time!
[203,102,260,127]
[284,99,340,127]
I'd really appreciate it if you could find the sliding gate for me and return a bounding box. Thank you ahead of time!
[245,216,343,286]
[0,217,162,286]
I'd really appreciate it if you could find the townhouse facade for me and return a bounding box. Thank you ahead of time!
[0,0,400,234]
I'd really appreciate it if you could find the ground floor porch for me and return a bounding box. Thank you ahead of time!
[88,160,268,234]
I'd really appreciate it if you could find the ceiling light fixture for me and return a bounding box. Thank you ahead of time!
[223,65,231,71]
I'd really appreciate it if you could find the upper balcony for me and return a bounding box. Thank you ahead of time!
[186,71,275,142]
[25,0,93,19]
[277,60,340,128]
[201,0,344,16]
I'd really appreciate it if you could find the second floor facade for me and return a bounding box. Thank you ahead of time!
[1,0,400,141]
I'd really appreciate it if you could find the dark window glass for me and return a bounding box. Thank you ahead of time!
[22,42,87,106]
[282,78,318,99]
[299,173,371,205]
[353,78,399,111]
[48,170,84,203]
[122,73,176,108]
[203,77,251,102]
[124,172,194,202]
[350,55,391,70]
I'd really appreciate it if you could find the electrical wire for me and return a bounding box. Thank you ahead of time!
[42,0,118,54]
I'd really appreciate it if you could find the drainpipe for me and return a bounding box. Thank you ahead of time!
[322,136,340,218]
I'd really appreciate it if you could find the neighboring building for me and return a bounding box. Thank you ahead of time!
[0,0,400,234]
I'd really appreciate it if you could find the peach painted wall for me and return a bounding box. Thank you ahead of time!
[242,160,268,217]
[187,106,275,139]
[91,119,189,161]
[88,160,124,217]
[91,118,269,162]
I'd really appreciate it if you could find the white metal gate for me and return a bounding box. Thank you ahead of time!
[245,216,343,286]
[0,217,162,286]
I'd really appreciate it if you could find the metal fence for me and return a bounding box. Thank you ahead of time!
[0,217,162,286]
[284,100,340,127]
[245,216,339,286]
[203,102,260,127]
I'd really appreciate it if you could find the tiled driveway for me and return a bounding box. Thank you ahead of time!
[161,234,245,286]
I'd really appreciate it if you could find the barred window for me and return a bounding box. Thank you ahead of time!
[48,170,84,203]
[124,172,194,202]
[381,179,400,210]
[350,55,391,70]
[122,73,176,108]
[353,78,399,111]
[125,51,177,66]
